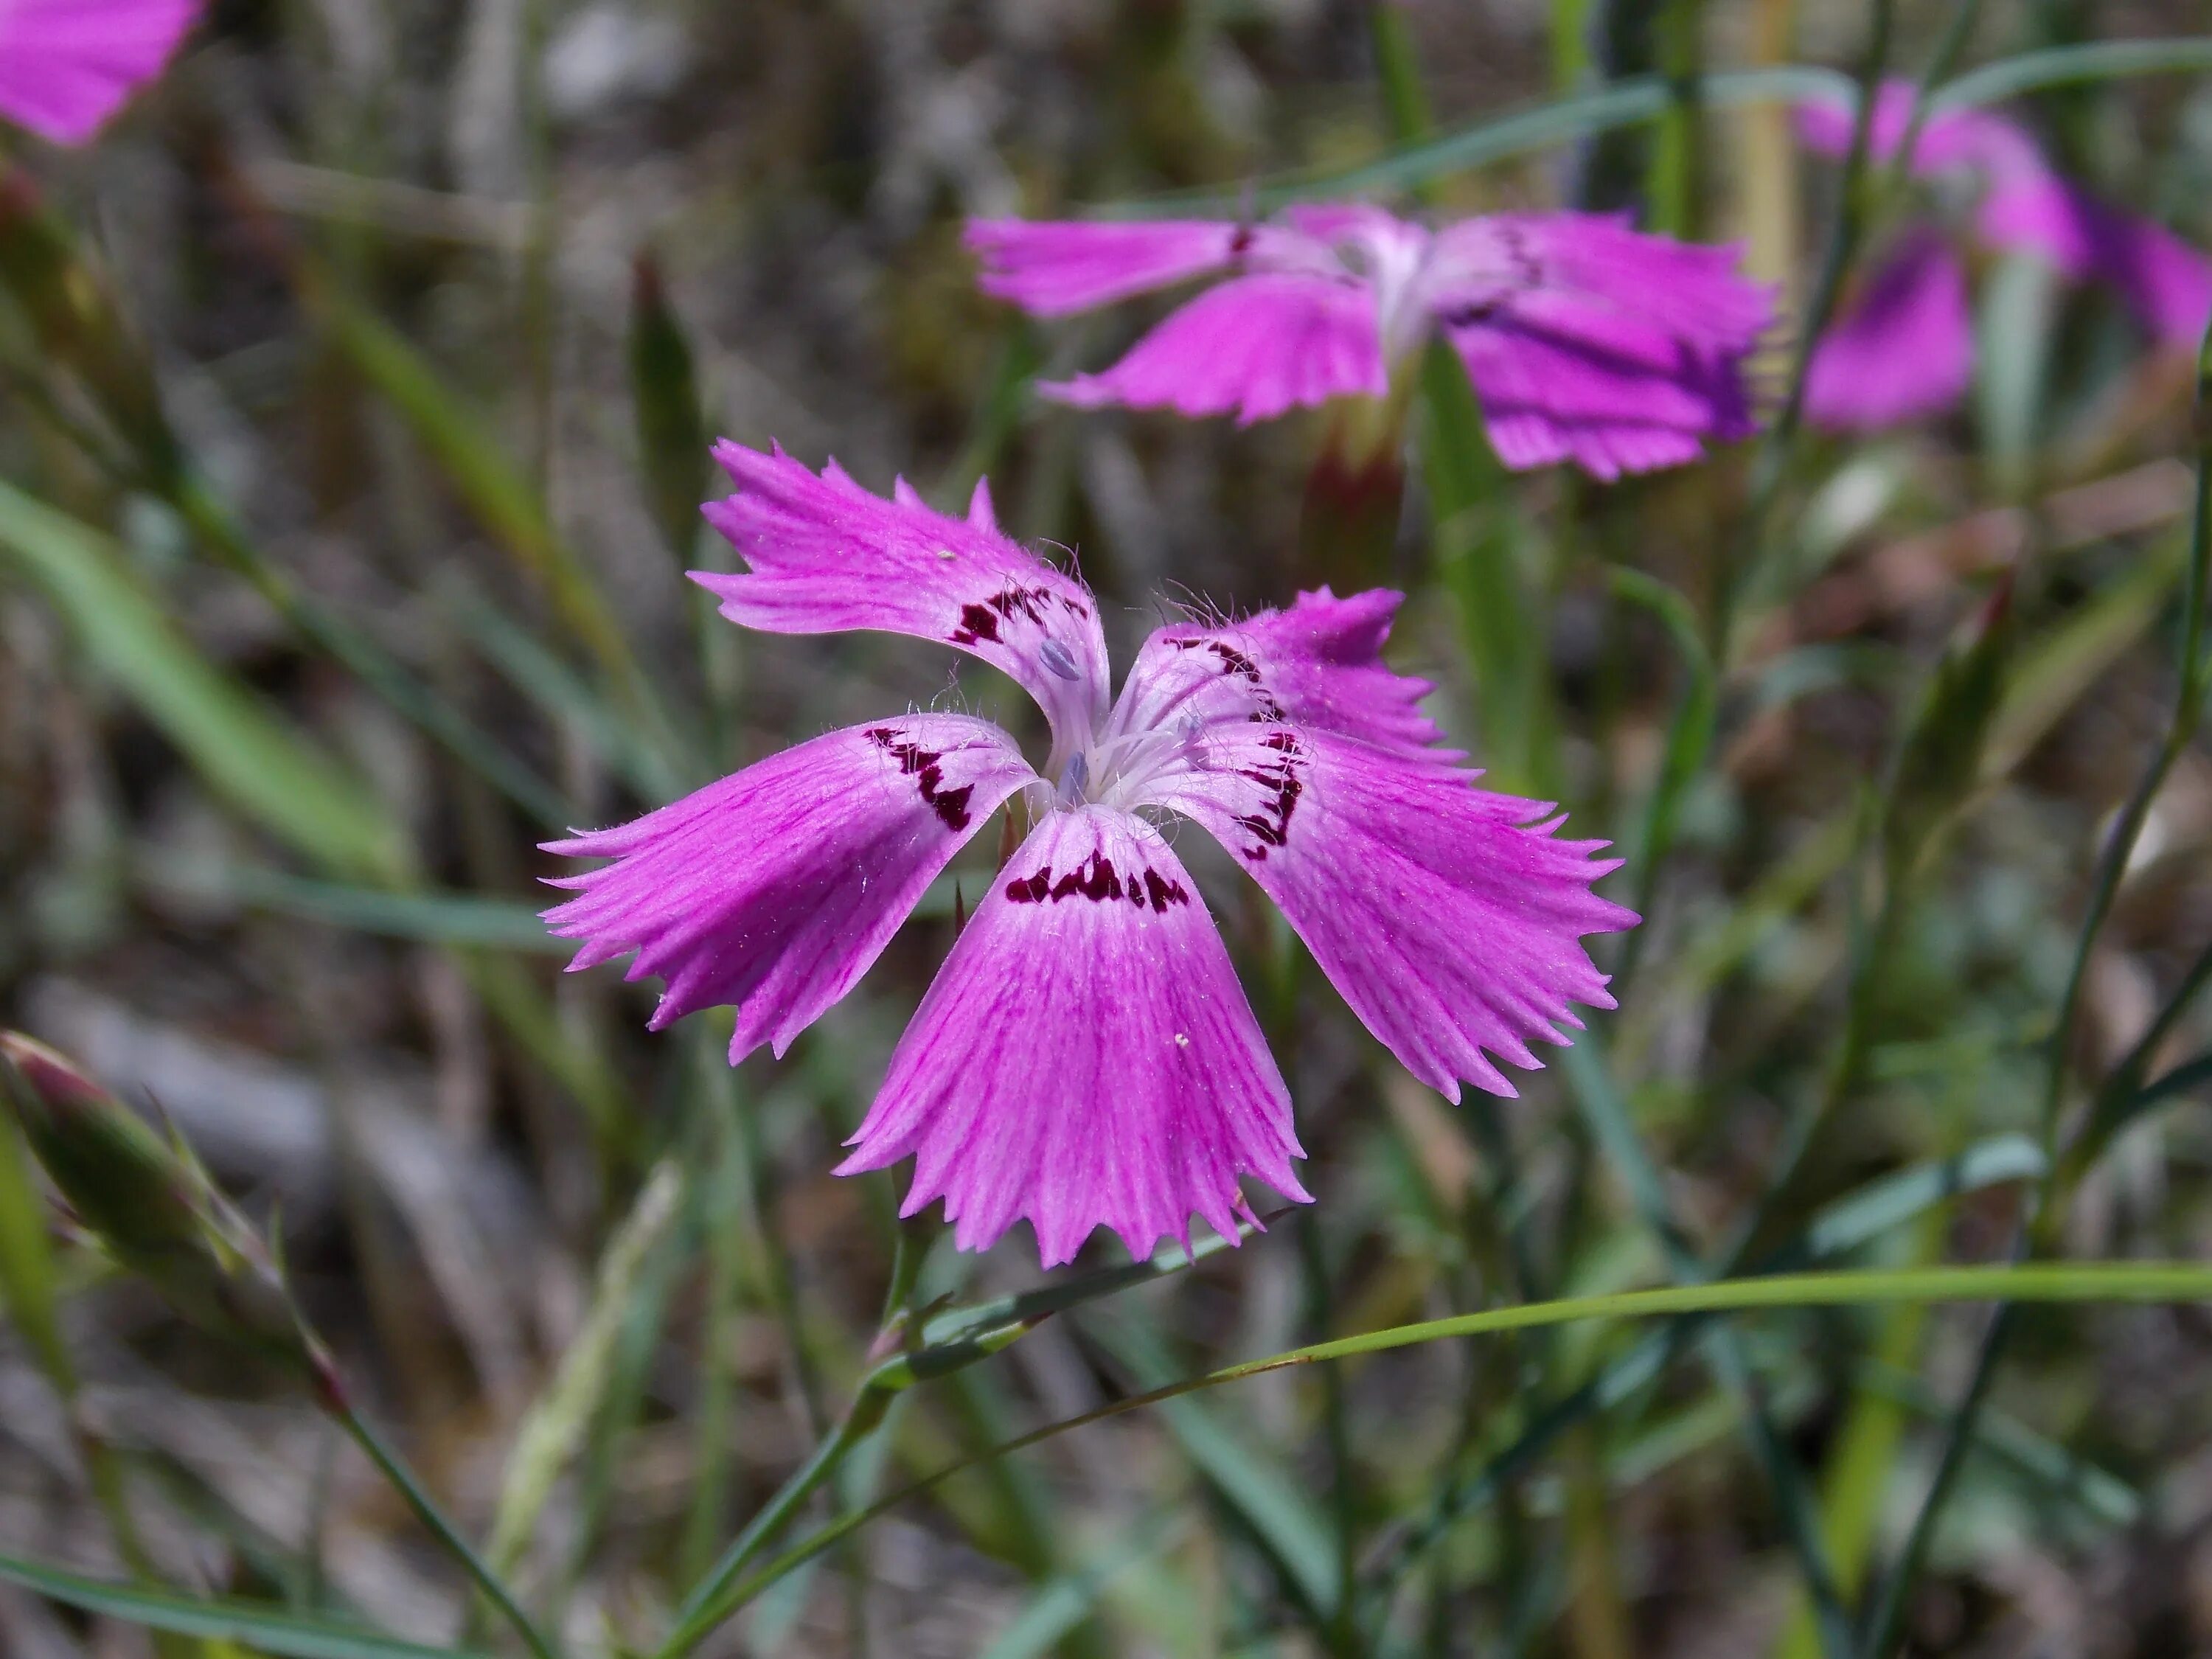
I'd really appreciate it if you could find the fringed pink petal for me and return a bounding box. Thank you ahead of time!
[1433,212,1773,358]
[543,715,1035,1062]
[1039,274,1388,425]
[966,218,1246,315]
[1148,728,1634,1103]
[839,805,1307,1267]
[1425,213,1770,479]
[698,442,1110,751]
[1110,588,1453,768]
[0,0,200,144]
[1444,321,1756,481]
[1804,231,1975,431]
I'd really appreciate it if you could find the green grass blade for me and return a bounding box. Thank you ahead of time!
[1088,1312,1342,1624]
[1096,66,1853,217]
[688,1262,2212,1644]
[975,1512,1180,1659]
[1421,341,1554,793]
[1933,38,2212,111]
[487,1161,686,1576]
[312,283,638,687]
[156,866,572,953]
[0,1551,486,1659]
[0,481,405,880]
[1092,41,2212,218]
[0,1111,71,1386]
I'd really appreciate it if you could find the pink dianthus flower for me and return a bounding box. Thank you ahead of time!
[967,204,1774,481]
[544,442,1635,1267]
[1800,82,2212,431]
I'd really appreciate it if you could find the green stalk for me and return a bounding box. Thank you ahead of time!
[323,1384,560,1659]
[1854,296,2212,1659]
[685,1262,2212,1642]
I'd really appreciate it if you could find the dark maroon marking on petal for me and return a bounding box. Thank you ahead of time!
[1207,640,1262,683]
[1228,728,1307,863]
[951,602,1001,645]
[953,583,1085,646]
[866,726,975,831]
[1004,865,1051,903]
[1437,226,1542,330]
[1141,868,1190,911]
[1439,297,1506,328]
[1229,224,1255,257]
[931,785,974,829]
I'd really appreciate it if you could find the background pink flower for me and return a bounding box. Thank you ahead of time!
[969,204,1773,481]
[1800,81,2212,430]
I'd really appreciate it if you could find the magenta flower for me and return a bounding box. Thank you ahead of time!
[1800,82,2212,430]
[966,204,1773,481]
[543,442,1634,1266]
[0,0,201,145]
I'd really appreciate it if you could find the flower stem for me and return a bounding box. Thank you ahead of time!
[1854,291,2212,1659]
[324,1376,561,1659]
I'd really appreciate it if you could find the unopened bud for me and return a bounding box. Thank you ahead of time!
[0,1033,315,1371]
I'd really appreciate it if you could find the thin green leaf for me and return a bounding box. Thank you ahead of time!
[487,1161,687,1575]
[687,1262,2212,1642]
[1932,38,2212,111]
[1088,1312,1341,1623]
[0,1551,485,1659]
[153,864,571,953]
[0,481,404,881]
[1093,41,2212,218]
[1098,66,1852,217]
[1422,341,1554,794]
[311,283,636,686]
[0,1111,71,1386]
[1801,1137,2044,1259]
[627,252,710,563]
[1983,529,2185,781]
[975,1512,1182,1659]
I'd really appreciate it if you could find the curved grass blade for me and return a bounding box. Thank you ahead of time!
[1096,66,1853,217]
[1363,1131,2049,1598]
[1093,41,2212,221]
[1933,38,2212,111]
[0,1551,486,1659]
[666,1262,2212,1650]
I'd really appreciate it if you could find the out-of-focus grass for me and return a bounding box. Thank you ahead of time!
[1,3,2211,1658]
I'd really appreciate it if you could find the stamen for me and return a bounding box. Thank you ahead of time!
[1039,639,1081,681]
[1058,751,1091,801]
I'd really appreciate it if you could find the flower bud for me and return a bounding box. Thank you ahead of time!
[0,1032,314,1371]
